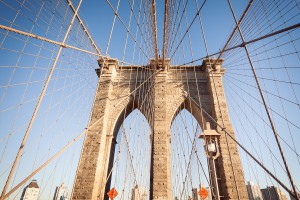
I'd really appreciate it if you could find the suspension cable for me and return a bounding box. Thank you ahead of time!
[187,94,299,199]
[226,0,299,198]
[0,1,84,199]
[66,0,102,55]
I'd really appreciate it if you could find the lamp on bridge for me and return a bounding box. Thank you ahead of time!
[199,122,221,200]
[199,122,221,160]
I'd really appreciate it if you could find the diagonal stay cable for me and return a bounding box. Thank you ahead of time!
[105,0,121,55]
[104,75,155,188]
[0,24,101,56]
[226,0,299,198]
[121,123,139,188]
[104,0,150,60]
[0,1,84,199]
[227,71,300,86]
[224,79,296,172]
[224,75,300,156]
[180,22,300,66]
[186,93,299,199]
[176,113,211,198]
[129,0,155,57]
[202,0,253,71]
[225,73,299,107]
[2,66,163,199]
[169,0,207,59]
[167,0,189,56]
[166,0,182,56]
[66,0,102,55]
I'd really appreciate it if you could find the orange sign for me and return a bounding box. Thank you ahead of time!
[107,188,118,200]
[198,187,209,199]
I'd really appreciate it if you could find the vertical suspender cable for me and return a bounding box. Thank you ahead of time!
[66,0,102,56]
[105,0,121,55]
[211,0,253,69]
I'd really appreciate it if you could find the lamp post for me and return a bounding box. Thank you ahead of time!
[199,122,221,200]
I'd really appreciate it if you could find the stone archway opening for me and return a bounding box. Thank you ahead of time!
[108,109,151,200]
[170,108,211,200]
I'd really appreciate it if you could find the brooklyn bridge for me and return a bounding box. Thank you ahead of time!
[0,0,299,199]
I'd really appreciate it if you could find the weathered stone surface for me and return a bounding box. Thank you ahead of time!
[71,58,248,200]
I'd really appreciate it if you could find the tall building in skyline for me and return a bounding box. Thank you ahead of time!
[261,186,288,200]
[20,180,39,200]
[131,185,148,200]
[53,183,69,200]
[246,181,263,200]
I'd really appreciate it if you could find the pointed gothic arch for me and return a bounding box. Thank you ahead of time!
[72,58,248,200]
[105,101,151,200]
[170,97,211,132]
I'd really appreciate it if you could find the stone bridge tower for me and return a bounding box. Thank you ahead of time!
[71,58,248,200]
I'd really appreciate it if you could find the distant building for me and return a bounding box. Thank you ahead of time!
[20,180,39,200]
[53,183,69,200]
[246,181,263,200]
[261,186,287,200]
[131,185,148,200]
